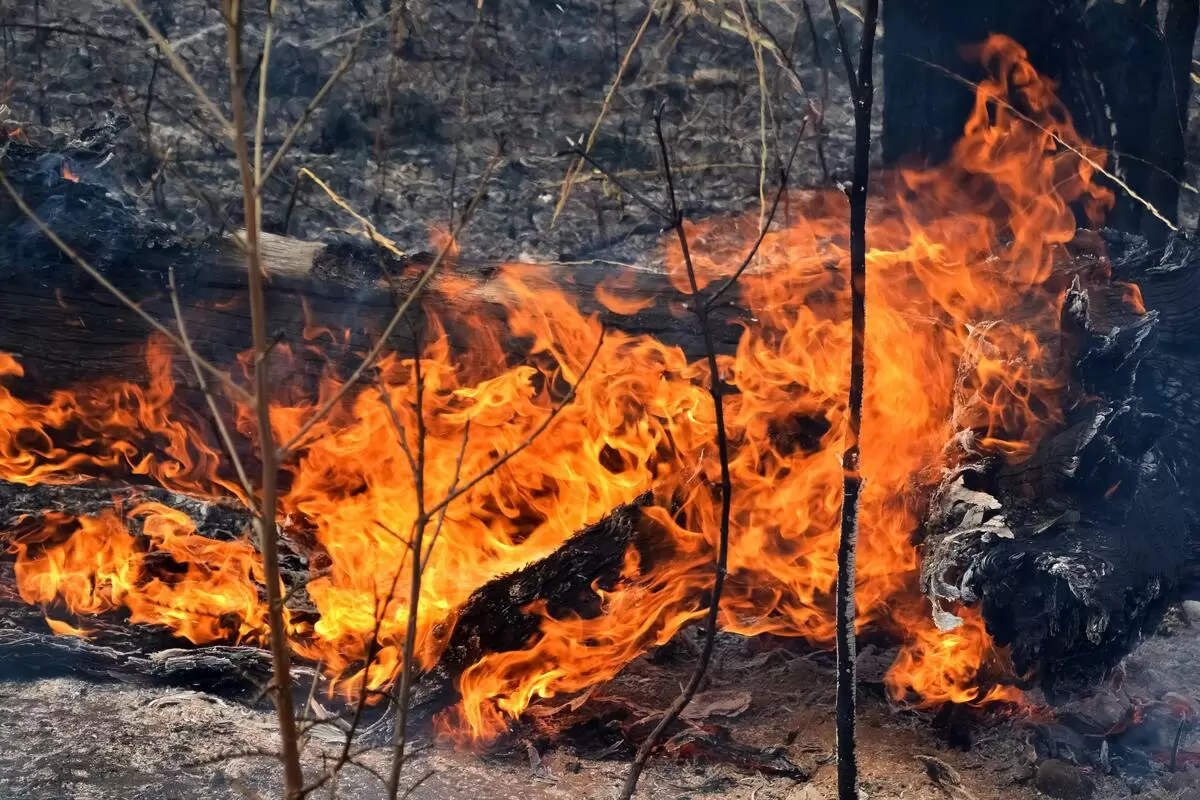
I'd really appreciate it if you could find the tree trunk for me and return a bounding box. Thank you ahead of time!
[881,0,1199,241]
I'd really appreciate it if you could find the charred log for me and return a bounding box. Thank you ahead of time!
[921,274,1191,700]
[0,138,739,395]
[0,486,663,709]
[1107,231,1200,585]
[0,596,279,697]
[421,495,658,704]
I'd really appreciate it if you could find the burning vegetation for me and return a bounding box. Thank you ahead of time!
[0,35,1133,746]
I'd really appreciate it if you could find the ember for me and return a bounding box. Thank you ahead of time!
[0,35,1147,746]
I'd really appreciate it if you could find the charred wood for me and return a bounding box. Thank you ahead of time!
[0,484,663,711]
[0,139,740,395]
[0,581,278,696]
[421,496,658,705]
[921,273,1191,699]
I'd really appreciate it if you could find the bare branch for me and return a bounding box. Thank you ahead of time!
[253,0,279,190]
[619,105,734,800]
[704,127,805,310]
[277,156,500,459]
[830,1,880,798]
[117,0,234,138]
[912,56,1180,232]
[552,0,659,223]
[825,0,860,101]
[560,147,672,222]
[420,421,470,574]
[299,167,406,258]
[259,37,362,189]
[421,329,605,524]
[376,382,419,480]
[387,321,428,799]
[222,1,305,793]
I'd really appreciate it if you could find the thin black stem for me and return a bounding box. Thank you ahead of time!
[562,147,672,222]
[831,2,879,799]
[386,323,427,799]
[800,0,831,181]
[420,331,606,524]
[826,0,859,102]
[618,106,734,800]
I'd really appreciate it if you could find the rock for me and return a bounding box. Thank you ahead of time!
[1182,600,1200,625]
[1035,759,1094,800]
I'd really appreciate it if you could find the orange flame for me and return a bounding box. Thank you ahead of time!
[61,162,79,183]
[1,35,1114,741]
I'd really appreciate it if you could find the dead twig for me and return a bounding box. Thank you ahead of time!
[617,104,734,799]
[118,0,234,138]
[385,319,429,799]
[222,1,304,793]
[910,56,1179,232]
[799,0,831,180]
[420,421,470,573]
[277,156,500,459]
[704,127,804,310]
[259,36,362,188]
[420,327,605,529]
[552,0,659,223]
[168,267,256,506]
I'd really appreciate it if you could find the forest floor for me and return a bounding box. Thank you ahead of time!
[2,621,1199,800]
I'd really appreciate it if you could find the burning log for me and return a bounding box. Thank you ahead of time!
[0,137,739,395]
[6,38,1200,742]
[0,481,664,711]
[921,267,1192,699]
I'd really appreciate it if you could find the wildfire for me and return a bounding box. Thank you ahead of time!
[61,161,79,182]
[1,36,1118,741]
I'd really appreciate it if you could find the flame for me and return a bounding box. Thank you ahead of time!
[61,162,79,183]
[1,36,1116,741]
[10,503,270,644]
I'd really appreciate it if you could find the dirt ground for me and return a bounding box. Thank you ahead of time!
[3,619,1199,800]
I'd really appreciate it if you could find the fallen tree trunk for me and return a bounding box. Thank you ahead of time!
[0,140,739,394]
[0,480,660,710]
[6,136,1200,709]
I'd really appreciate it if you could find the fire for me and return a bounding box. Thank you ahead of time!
[61,161,79,182]
[1,36,1117,740]
[11,503,270,644]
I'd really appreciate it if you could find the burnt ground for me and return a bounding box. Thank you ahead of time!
[1,620,1199,800]
[0,1,1199,799]
[0,0,857,261]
